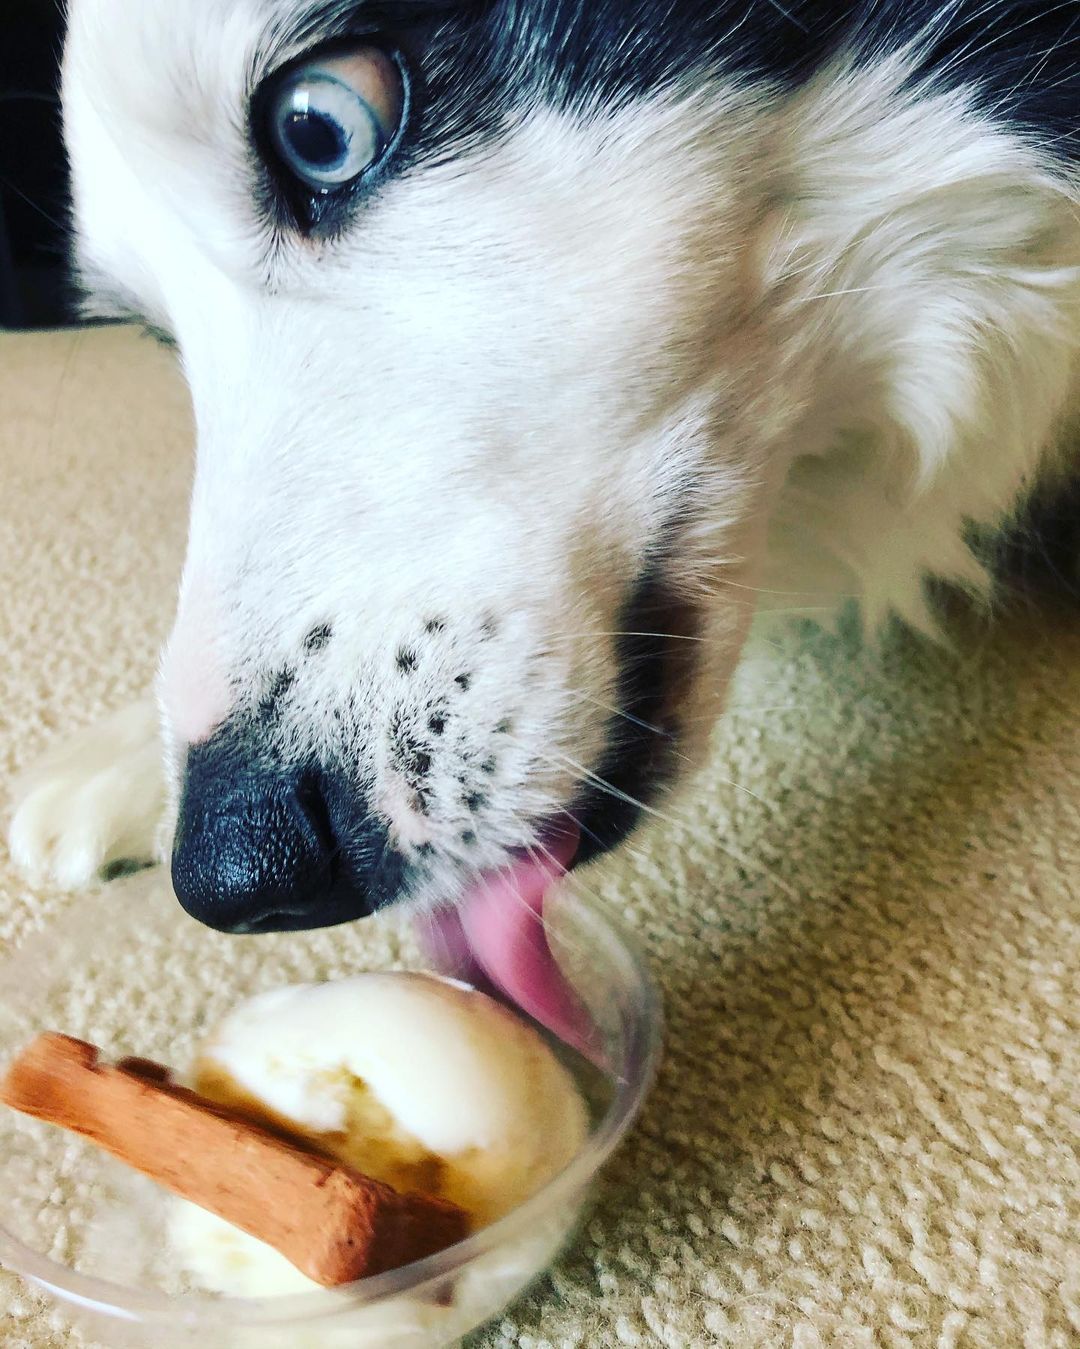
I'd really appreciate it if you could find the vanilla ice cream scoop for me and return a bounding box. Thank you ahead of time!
[171,973,589,1297]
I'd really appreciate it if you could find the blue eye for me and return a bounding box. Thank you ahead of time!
[267,49,405,192]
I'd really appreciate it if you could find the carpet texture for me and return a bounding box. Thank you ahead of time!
[1,326,1078,1348]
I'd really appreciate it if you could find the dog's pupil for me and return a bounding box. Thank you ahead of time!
[285,110,346,169]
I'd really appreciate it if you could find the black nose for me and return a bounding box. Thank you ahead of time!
[171,727,390,933]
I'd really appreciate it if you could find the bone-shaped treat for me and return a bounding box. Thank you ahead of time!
[1,1033,469,1286]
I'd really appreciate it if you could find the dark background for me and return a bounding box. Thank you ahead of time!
[1,1,71,329]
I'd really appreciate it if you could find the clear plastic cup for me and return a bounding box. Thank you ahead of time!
[0,870,661,1347]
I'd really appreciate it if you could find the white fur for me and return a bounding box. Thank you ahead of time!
[9,2,1080,891]
[760,55,1080,630]
[9,703,164,889]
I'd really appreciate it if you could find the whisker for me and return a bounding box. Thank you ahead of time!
[0,173,67,232]
[528,813,653,901]
[712,777,776,809]
[525,795,609,855]
[748,605,838,616]
[545,784,800,908]
[716,578,856,600]
[523,789,655,875]
[545,630,712,644]
[796,282,915,304]
[577,693,679,743]
[764,0,809,32]
[726,703,811,716]
[512,737,691,832]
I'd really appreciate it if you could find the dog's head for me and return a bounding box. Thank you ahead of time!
[63,0,792,933]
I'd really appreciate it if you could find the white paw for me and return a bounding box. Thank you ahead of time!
[8,701,166,891]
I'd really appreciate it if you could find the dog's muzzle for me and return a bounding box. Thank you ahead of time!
[170,570,700,934]
[171,725,401,933]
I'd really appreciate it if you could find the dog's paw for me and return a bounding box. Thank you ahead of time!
[8,701,166,890]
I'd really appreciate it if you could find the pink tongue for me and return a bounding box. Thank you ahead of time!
[424,827,604,1066]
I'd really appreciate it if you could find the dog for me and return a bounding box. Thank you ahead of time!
[9,2,1080,946]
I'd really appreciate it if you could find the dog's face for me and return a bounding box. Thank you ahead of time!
[63,0,789,930]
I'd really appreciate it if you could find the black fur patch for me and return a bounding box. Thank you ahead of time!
[257,666,296,723]
[993,476,1080,599]
[573,563,693,864]
[304,622,333,652]
[890,2,1080,152]
[408,1,1078,169]
[257,3,1078,238]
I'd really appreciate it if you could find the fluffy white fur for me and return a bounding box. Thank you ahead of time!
[9,0,1080,892]
[10,702,165,889]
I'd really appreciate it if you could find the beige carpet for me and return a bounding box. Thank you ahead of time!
[1,326,1078,1348]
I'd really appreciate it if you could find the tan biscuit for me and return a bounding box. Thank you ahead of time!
[2,1033,469,1286]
